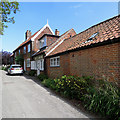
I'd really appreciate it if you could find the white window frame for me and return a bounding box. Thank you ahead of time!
[24,46,26,54]
[28,44,30,53]
[27,58,30,67]
[40,59,44,70]
[50,56,60,67]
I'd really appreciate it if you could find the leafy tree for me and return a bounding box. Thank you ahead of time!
[0,0,19,35]
[15,54,24,66]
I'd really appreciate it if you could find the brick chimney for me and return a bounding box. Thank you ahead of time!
[25,30,31,41]
[55,29,59,36]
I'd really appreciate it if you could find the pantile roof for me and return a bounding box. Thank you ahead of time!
[48,15,120,56]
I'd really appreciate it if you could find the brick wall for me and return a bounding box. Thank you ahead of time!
[46,42,120,86]
[45,54,70,78]
[34,27,53,52]
[46,36,59,47]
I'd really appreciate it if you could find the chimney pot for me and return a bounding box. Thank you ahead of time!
[25,30,31,41]
[55,29,59,36]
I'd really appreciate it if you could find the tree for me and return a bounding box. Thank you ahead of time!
[15,54,24,66]
[0,0,19,35]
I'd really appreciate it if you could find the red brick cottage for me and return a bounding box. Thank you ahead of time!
[32,28,76,75]
[45,15,120,86]
[13,23,54,72]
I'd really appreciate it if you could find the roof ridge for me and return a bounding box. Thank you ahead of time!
[66,15,120,41]
[45,28,73,56]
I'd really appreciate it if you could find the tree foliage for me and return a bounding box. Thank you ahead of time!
[15,54,24,65]
[0,0,19,35]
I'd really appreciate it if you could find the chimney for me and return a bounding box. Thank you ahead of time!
[25,30,31,41]
[55,29,59,36]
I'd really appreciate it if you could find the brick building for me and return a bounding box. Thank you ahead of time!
[13,23,54,72]
[32,28,76,75]
[45,15,120,86]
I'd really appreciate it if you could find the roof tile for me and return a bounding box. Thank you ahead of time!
[48,15,120,56]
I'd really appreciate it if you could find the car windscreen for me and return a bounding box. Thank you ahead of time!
[12,66,21,68]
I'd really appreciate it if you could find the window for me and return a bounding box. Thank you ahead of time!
[40,39,44,49]
[87,32,99,41]
[39,37,46,49]
[24,46,26,54]
[27,58,30,67]
[50,56,60,67]
[40,59,44,70]
[28,44,30,52]
[19,49,20,54]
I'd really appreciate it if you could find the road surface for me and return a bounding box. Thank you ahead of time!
[2,70,91,118]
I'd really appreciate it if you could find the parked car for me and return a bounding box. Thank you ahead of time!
[8,64,23,75]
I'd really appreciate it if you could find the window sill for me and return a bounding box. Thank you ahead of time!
[50,66,60,68]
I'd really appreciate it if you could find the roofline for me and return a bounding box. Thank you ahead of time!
[31,23,54,41]
[46,37,120,58]
[72,15,120,39]
[13,40,31,53]
[45,28,74,56]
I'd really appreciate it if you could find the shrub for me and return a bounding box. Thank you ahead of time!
[42,78,56,89]
[28,70,36,76]
[55,75,91,99]
[37,73,48,81]
[81,79,120,120]
[2,65,10,71]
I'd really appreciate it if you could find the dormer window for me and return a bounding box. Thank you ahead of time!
[39,37,46,49]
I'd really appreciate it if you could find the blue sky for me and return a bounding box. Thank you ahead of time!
[2,2,118,52]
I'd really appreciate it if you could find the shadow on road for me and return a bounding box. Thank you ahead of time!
[22,74,103,120]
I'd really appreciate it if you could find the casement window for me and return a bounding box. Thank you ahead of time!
[40,59,44,70]
[27,58,30,67]
[28,44,30,52]
[31,61,37,70]
[24,46,26,54]
[19,49,20,54]
[50,56,60,67]
[40,37,46,49]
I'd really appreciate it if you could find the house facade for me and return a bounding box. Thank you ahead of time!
[31,28,76,75]
[13,23,54,72]
[45,15,120,86]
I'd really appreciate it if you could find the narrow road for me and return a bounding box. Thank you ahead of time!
[2,70,90,118]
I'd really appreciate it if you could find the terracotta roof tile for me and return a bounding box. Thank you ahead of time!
[48,15,120,56]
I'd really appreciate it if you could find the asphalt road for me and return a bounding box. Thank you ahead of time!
[2,70,91,118]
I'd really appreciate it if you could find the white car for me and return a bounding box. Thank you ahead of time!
[8,64,23,75]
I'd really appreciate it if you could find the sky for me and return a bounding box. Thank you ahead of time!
[1,2,118,53]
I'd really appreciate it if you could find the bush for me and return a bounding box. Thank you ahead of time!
[2,65,10,71]
[37,73,48,81]
[54,75,92,99]
[42,78,56,89]
[28,70,36,76]
[81,79,120,120]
